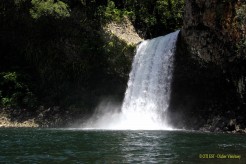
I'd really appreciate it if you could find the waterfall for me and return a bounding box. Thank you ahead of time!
[81,30,180,130]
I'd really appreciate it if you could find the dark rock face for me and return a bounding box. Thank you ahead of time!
[168,0,246,132]
[183,0,245,63]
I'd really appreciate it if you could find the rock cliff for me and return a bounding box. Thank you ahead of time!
[169,0,246,133]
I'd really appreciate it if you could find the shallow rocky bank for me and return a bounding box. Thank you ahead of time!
[0,115,38,128]
[0,110,36,128]
[198,115,246,134]
[0,107,87,128]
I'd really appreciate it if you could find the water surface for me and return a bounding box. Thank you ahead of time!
[0,128,245,163]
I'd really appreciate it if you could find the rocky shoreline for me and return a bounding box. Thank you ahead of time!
[0,116,38,128]
[0,107,87,128]
[198,116,246,134]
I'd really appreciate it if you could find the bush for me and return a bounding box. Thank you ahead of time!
[0,72,37,108]
[30,0,70,19]
[111,0,184,38]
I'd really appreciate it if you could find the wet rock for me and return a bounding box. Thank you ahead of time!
[227,119,237,131]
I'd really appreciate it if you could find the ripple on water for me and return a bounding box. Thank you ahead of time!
[0,129,246,163]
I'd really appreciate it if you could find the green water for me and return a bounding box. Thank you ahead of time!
[0,129,245,163]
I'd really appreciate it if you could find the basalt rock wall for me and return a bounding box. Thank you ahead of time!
[169,0,246,132]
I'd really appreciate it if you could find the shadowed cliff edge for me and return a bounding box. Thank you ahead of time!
[168,0,246,133]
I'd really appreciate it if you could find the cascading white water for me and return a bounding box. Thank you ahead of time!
[81,30,180,130]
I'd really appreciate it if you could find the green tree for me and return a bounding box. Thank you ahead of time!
[30,0,70,19]
[113,0,184,38]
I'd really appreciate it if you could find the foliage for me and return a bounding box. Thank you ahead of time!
[235,4,246,56]
[103,35,135,79]
[99,0,184,38]
[99,0,133,22]
[156,0,184,27]
[121,0,185,38]
[236,39,246,56]
[236,5,246,25]
[0,72,37,108]
[30,0,70,19]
